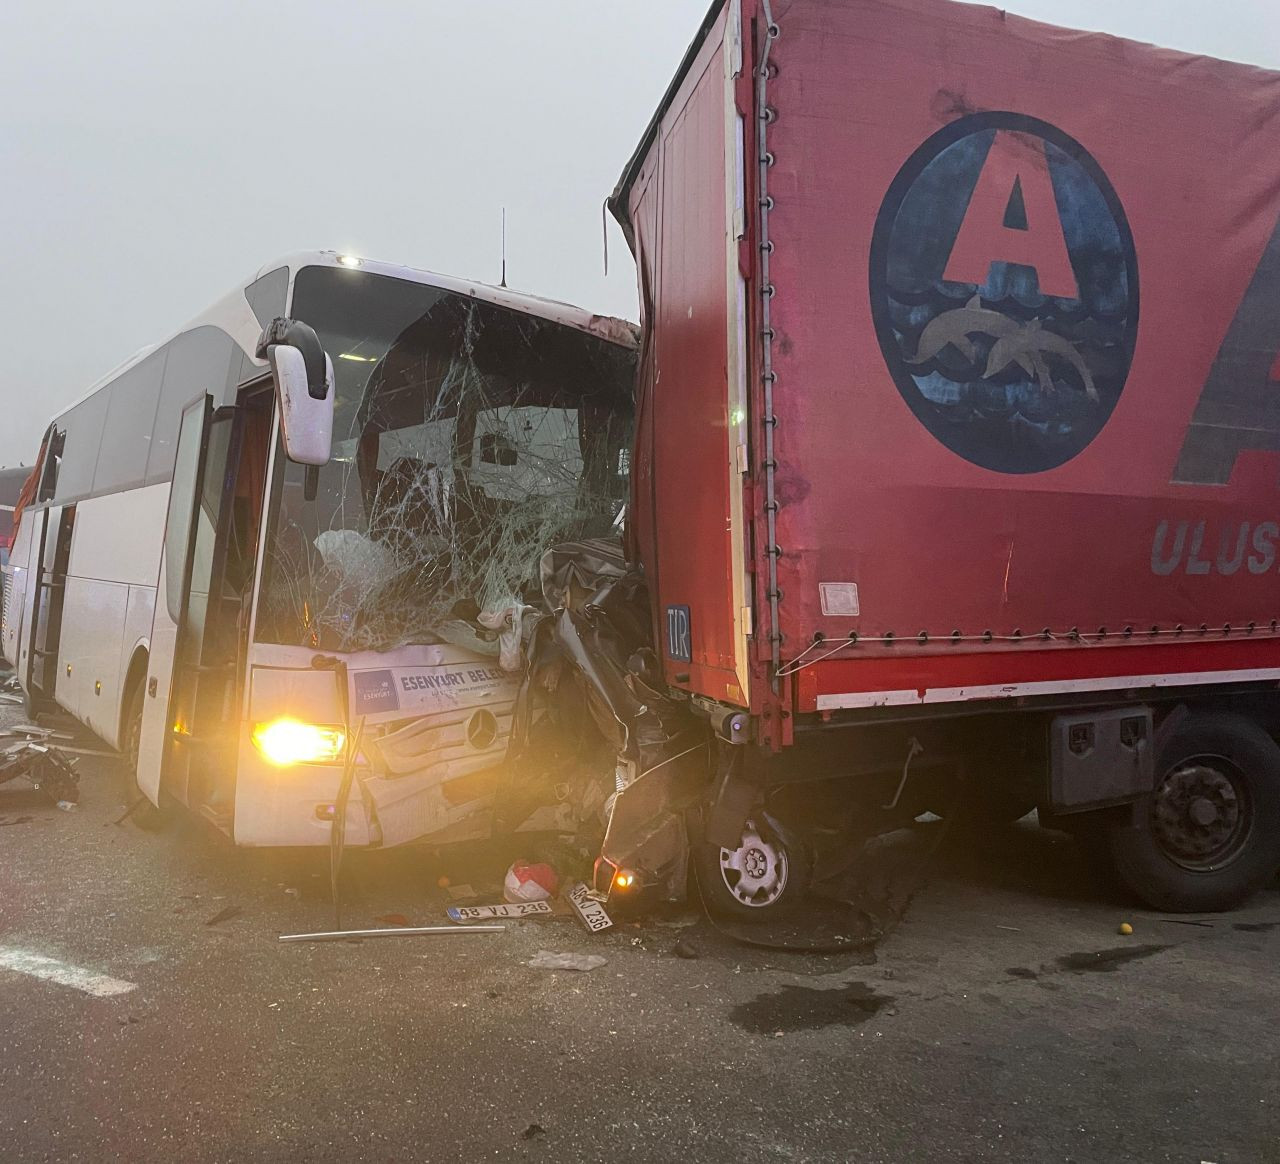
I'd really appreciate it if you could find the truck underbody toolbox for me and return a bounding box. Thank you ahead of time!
[1049,708,1154,813]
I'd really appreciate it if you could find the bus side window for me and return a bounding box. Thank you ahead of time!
[37,428,64,502]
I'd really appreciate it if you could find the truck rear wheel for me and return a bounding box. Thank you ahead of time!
[695,817,811,921]
[1103,712,1280,912]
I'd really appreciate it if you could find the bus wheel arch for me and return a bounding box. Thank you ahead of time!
[118,648,164,828]
[120,646,149,756]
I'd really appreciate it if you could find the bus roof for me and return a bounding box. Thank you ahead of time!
[49,250,638,426]
[272,251,639,348]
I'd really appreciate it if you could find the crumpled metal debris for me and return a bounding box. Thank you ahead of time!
[504,538,705,902]
[279,924,505,943]
[0,739,80,807]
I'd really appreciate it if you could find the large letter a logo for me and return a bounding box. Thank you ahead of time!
[943,131,1079,301]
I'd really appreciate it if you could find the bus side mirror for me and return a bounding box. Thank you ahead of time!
[257,318,335,466]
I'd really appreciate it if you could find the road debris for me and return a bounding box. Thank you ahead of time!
[1,724,74,740]
[0,722,116,758]
[0,674,23,705]
[565,882,613,934]
[0,740,80,807]
[1118,922,1134,936]
[111,797,151,827]
[527,950,607,972]
[204,906,243,926]
[447,901,553,922]
[278,925,504,943]
[505,861,559,903]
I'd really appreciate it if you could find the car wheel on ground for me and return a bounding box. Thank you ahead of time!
[695,816,811,921]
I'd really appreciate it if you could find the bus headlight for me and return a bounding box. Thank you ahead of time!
[252,718,346,767]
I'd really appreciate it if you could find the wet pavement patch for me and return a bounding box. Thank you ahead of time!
[1233,922,1280,933]
[1054,945,1170,973]
[731,982,894,1034]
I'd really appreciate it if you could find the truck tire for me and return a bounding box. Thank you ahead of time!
[694,817,811,921]
[1102,712,1280,912]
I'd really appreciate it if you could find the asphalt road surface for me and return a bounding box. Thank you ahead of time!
[1,709,1277,1163]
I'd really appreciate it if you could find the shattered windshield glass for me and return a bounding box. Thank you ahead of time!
[256,266,636,653]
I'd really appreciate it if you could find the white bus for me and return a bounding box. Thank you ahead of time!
[1,252,636,846]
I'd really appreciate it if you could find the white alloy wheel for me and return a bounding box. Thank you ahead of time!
[717,820,790,909]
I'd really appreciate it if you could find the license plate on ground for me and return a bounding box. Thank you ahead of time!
[447,901,553,922]
[566,882,613,933]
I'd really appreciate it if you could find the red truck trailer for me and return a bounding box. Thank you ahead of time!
[605,0,1280,916]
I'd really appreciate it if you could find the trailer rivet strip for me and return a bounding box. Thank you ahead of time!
[757,2,784,680]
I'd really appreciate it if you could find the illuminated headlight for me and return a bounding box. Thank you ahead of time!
[252,718,345,767]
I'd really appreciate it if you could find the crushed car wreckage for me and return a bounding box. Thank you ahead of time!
[502,539,706,905]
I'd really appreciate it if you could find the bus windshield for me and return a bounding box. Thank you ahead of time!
[256,265,635,653]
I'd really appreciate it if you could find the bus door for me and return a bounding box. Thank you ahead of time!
[136,388,272,821]
[136,396,231,808]
[27,504,75,701]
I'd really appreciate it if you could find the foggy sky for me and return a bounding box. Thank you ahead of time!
[2,0,1277,468]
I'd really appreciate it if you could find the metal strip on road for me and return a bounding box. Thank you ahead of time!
[278,924,505,943]
[0,947,138,998]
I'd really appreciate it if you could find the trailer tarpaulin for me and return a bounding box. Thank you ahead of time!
[613,0,1280,713]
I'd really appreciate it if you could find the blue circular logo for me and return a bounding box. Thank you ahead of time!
[870,113,1139,473]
